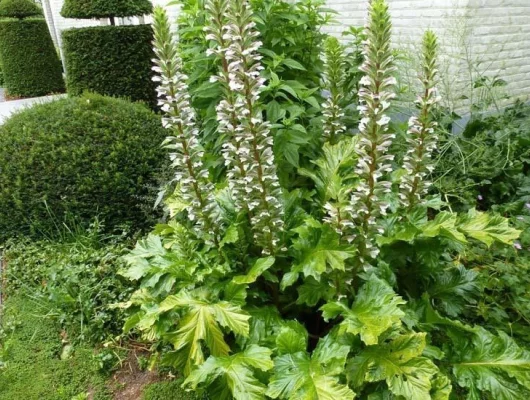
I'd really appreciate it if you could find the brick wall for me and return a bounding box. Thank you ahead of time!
[323,0,530,111]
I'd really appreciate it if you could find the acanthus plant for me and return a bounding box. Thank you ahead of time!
[119,1,529,399]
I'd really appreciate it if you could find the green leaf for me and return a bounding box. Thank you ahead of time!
[279,83,298,99]
[220,224,239,247]
[430,374,452,400]
[321,275,405,345]
[266,342,355,400]
[184,345,273,400]
[428,265,480,317]
[296,277,336,306]
[347,333,439,400]
[276,321,308,355]
[282,58,306,70]
[292,218,356,280]
[421,212,467,244]
[267,100,283,123]
[303,96,321,110]
[159,291,250,375]
[233,257,275,285]
[283,142,300,168]
[121,234,166,280]
[458,209,521,247]
[453,328,530,400]
[299,137,358,202]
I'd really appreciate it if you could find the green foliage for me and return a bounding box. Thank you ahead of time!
[0,0,42,18]
[321,276,405,345]
[117,1,528,399]
[433,100,530,342]
[61,0,152,18]
[435,101,530,212]
[0,93,166,241]
[3,226,134,343]
[62,25,156,106]
[452,328,530,400]
[0,296,112,399]
[348,333,440,400]
[173,0,338,189]
[265,334,354,399]
[0,18,64,98]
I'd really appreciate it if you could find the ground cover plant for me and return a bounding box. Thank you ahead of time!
[117,1,529,399]
[3,224,134,344]
[0,295,112,400]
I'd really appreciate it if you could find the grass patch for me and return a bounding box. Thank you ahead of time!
[0,295,111,400]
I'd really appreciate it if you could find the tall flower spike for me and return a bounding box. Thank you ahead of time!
[399,30,441,209]
[350,0,397,263]
[152,6,221,243]
[322,36,347,144]
[222,0,284,254]
[203,0,250,215]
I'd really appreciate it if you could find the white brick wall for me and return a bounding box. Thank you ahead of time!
[42,0,530,109]
[323,0,530,110]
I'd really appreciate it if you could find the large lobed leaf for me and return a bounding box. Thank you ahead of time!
[184,345,273,400]
[347,333,441,400]
[159,291,250,375]
[283,218,356,286]
[267,333,354,400]
[321,275,405,345]
[453,328,530,400]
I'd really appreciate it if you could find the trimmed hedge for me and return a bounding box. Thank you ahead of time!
[62,25,156,106]
[0,93,167,241]
[61,0,152,19]
[0,0,42,19]
[0,18,64,97]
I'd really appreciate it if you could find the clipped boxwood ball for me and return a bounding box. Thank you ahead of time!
[0,93,167,241]
[0,0,42,19]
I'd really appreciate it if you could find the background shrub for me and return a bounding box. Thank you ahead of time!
[62,25,156,106]
[0,18,65,97]
[0,93,167,241]
[61,0,152,18]
[0,0,41,19]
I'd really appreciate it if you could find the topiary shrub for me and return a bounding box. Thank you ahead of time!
[0,19,64,97]
[0,0,41,19]
[61,0,152,19]
[60,0,155,105]
[0,93,167,241]
[0,0,64,98]
[62,25,156,106]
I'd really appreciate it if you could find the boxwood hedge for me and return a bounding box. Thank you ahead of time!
[62,24,156,106]
[0,93,167,241]
[0,0,42,19]
[0,18,65,97]
[61,0,152,19]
